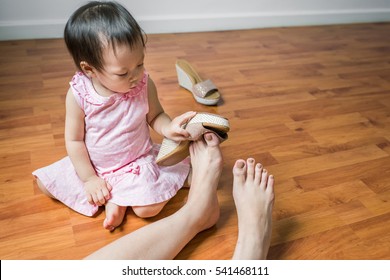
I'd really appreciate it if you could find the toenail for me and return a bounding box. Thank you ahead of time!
[256,163,262,169]
[237,161,245,168]
[248,158,254,163]
[263,169,267,173]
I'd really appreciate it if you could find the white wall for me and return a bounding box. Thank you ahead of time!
[1,0,390,40]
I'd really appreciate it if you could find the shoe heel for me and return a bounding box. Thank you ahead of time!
[176,64,194,92]
[156,138,190,166]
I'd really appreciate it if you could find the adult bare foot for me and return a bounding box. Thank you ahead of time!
[186,132,223,231]
[103,202,127,231]
[232,158,275,259]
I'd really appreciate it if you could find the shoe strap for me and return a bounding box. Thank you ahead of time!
[192,80,218,98]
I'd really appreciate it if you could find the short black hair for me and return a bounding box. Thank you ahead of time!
[64,1,146,71]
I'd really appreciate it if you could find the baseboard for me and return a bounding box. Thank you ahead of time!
[140,9,390,34]
[1,9,390,41]
[0,20,65,41]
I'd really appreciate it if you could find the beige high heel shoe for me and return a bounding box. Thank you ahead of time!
[156,113,229,166]
[176,59,221,105]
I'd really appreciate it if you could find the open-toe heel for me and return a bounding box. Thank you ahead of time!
[176,59,221,106]
[156,113,229,166]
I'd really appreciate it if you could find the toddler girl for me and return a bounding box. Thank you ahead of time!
[33,1,194,231]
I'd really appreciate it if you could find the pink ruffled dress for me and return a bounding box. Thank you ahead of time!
[32,71,190,216]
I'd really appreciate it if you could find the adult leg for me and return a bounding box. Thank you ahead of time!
[232,158,275,260]
[85,133,222,259]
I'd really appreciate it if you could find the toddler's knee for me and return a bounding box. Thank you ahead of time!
[132,203,165,218]
[35,178,55,199]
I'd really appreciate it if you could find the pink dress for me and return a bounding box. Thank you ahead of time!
[33,71,190,216]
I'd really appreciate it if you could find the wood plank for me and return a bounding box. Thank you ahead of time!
[1,22,390,260]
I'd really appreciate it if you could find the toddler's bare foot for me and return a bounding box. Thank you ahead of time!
[186,133,223,231]
[103,202,127,231]
[232,158,275,260]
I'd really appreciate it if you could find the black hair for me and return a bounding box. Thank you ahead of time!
[64,1,146,71]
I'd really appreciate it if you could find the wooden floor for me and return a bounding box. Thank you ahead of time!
[1,22,390,260]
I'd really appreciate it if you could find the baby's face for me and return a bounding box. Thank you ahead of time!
[94,41,145,95]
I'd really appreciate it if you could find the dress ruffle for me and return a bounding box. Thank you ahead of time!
[69,71,148,106]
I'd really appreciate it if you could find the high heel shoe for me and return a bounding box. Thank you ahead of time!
[176,59,221,105]
[156,113,229,166]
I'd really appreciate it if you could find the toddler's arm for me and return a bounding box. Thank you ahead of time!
[146,77,196,140]
[65,88,112,206]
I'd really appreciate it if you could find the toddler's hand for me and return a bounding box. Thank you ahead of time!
[162,111,196,141]
[84,176,112,206]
